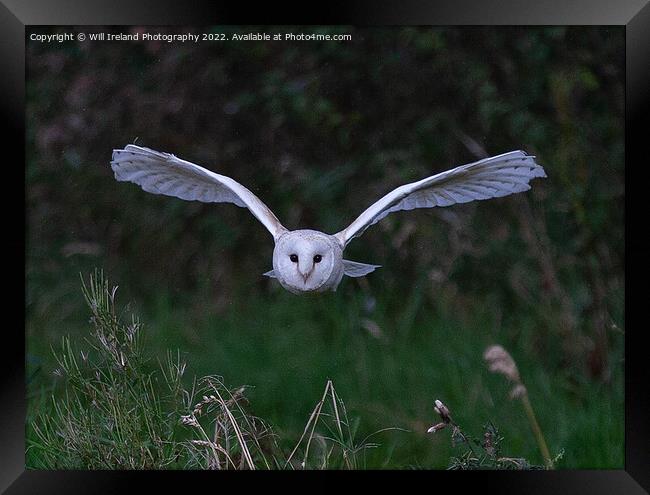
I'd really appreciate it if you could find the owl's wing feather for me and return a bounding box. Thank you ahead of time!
[335,151,546,246]
[111,145,288,240]
[342,260,381,277]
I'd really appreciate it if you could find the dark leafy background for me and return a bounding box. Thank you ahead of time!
[26,26,624,468]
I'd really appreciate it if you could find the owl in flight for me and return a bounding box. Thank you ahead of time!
[111,145,546,294]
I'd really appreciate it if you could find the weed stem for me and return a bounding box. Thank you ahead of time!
[521,394,553,469]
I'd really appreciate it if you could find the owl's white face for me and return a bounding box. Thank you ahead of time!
[273,230,344,293]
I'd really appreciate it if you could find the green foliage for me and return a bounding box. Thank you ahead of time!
[26,26,624,468]
[27,272,395,469]
[446,421,547,470]
[29,271,186,468]
[285,379,403,469]
[27,271,624,469]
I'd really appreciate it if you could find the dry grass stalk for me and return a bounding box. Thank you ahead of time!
[484,344,553,469]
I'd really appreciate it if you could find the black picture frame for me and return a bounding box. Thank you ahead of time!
[3,0,644,492]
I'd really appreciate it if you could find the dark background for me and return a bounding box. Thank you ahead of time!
[26,26,624,468]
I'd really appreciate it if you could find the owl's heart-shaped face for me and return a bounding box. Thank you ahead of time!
[272,230,344,294]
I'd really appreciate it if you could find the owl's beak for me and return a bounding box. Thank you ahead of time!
[298,264,313,283]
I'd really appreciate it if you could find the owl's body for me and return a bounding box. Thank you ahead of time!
[111,145,546,294]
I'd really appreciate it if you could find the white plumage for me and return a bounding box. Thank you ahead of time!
[334,151,545,246]
[111,145,546,294]
[111,146,287,240]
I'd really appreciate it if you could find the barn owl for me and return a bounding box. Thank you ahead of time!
[111,145,546,294]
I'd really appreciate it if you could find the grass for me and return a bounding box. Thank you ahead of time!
[27,272,404,469]
[26,269,624,469]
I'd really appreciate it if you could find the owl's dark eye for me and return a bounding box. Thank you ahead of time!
[289,254,298,263]
[313,254,322,263]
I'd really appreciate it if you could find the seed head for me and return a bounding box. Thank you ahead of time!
[427,422,448,434]
[180,414,200,428]
[433,399,451,423]
[484,345,521,383]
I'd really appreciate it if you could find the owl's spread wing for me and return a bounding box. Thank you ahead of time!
[111,145,288,240]
[335,151,546,247]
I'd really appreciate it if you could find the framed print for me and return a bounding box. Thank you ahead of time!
[2,0,645,492]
